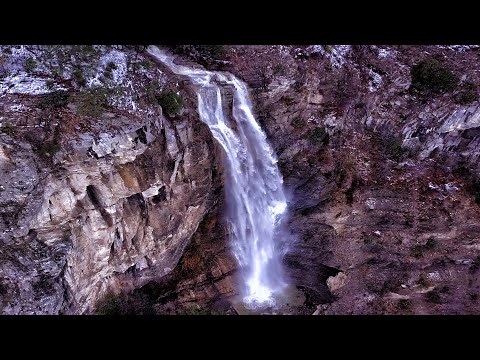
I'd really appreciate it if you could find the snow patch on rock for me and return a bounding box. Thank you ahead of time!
[100,50,128,86]
[441,45,480,52]
[9,104,28,112]
[377,46,397,59]
[368,68,383,92]
[306,45,351,68]
[0,73,51,95]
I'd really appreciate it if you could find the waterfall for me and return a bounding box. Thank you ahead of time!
[147,46,288,308]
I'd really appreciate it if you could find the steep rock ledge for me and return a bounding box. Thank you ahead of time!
[0,46,218,314]
[0,112,216,314]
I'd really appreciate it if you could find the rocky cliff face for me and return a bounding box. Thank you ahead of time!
[99,45,480,315]
[222,45,480,314]
[2,45,480,315]
[0,46,218,314]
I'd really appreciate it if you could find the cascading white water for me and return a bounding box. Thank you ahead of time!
[148,46,288,307]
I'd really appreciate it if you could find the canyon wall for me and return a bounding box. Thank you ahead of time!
[2,45,480,314]
[0,46,218,314]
